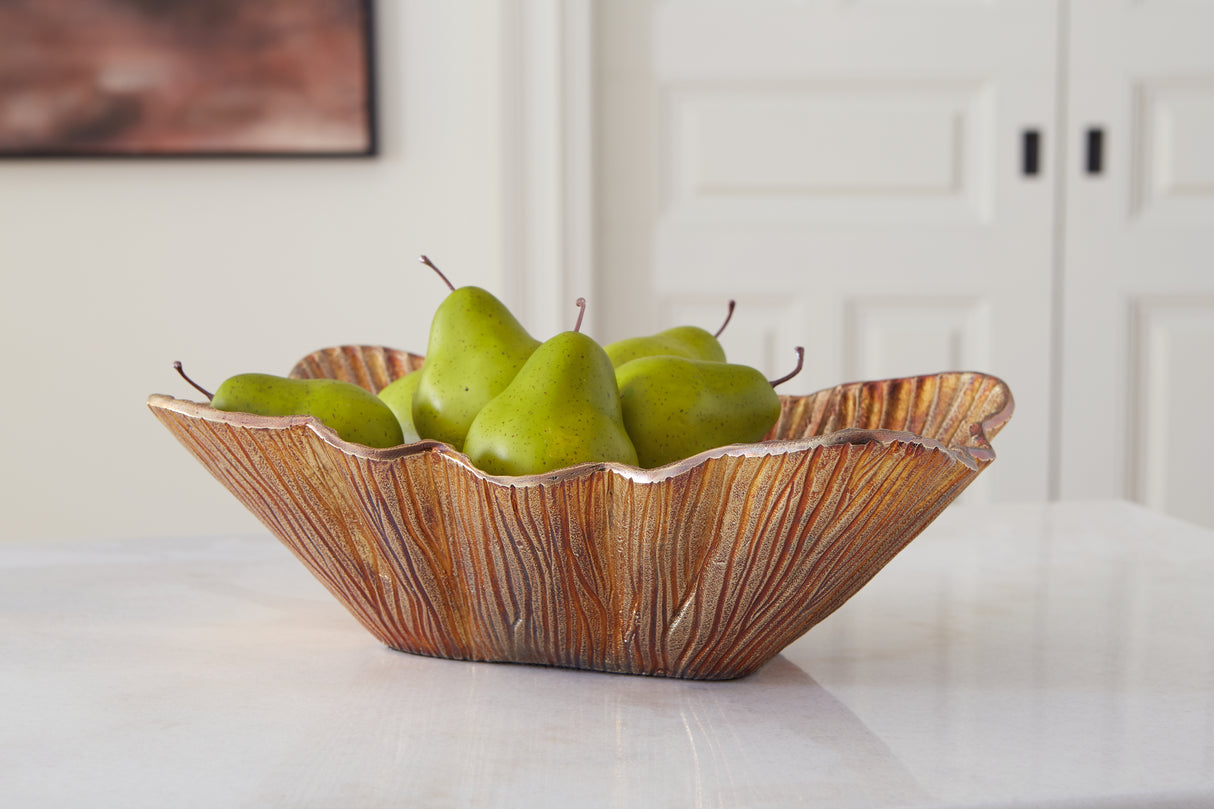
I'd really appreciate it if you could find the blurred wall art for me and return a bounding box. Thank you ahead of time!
[0,0,376,156]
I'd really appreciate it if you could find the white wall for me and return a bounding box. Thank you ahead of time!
[0,2,508,542]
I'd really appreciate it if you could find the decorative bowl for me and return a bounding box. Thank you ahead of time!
[147,345,1013,680]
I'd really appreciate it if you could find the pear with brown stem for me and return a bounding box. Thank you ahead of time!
[604,300,736,368]
[463,299,638,475]
[410,255,540,451]
[173,361,405,449]
[615,347,805,468]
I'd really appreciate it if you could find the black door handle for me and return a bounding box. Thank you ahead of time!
[1022,129,1042,176]
[1086,127,1105,175]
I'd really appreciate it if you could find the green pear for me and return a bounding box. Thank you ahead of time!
[210,373,405,449]
[604,300,734,368]
[463,330,639,476]
[377,371,422,443]
[614,356,781,468]
[411,257,540,451]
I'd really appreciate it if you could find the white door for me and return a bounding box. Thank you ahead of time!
[1060,1,1214,527]
[596,1,1060,503]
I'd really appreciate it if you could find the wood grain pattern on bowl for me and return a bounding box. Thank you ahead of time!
[148,346,1012,680]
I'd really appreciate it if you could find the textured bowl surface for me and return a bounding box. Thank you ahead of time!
[148,345,1013,680]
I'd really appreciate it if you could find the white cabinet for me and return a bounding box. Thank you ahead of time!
[582,0,1214,526]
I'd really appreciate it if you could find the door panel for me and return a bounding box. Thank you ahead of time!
[1133,78,1214,223]
[1130,298,1214,522]
[661,80,994,225]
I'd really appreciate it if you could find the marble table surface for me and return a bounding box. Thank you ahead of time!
[2,500,1212,808]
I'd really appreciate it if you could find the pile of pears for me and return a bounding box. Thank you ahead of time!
[177,257,801,477]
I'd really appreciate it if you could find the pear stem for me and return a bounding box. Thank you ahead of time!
[768,347,805,389]
[573,297,587,333]
[173,361,214,401]
[419,255,455,292]
[714,299,737,339]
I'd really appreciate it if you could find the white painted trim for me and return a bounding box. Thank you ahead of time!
[500,0,596,339]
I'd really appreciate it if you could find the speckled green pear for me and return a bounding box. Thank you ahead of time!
[412,286,540,451]
[604,301,734,368]
[604,325,727,368]
[211,374,405,449]
[377,371,422,443]
[464,331,639,476]
[615,356,780,468]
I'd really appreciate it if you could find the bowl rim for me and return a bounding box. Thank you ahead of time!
[147,366,1013,487]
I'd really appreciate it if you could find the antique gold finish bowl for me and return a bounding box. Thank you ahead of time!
[148,345,1013,680]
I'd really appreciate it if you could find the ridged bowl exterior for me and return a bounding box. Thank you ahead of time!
[148,345,1013,680]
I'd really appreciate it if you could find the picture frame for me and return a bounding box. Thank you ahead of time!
[0,1,377,158]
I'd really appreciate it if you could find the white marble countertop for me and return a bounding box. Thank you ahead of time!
[2,500,1212,808]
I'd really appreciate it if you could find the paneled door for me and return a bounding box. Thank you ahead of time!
[596,1,1060,502]
[1061,1,1214,527]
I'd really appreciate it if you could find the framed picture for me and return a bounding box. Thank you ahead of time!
[0,0,376,157]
